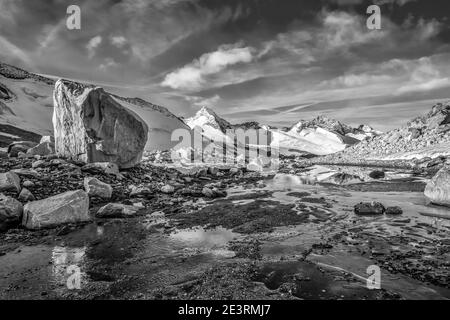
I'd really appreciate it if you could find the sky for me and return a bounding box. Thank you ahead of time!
[1,0,450,131]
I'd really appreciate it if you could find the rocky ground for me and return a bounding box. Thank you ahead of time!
[0,150,449,300]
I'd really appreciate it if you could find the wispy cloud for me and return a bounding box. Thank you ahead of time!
[162,43,254,90]
[86,36,102,59]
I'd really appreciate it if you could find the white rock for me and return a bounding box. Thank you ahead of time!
[84,177,112,199]
[53,79,148,168]
[22,190,90,229]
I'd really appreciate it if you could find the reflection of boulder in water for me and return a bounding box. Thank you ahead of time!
[51,246,86,285]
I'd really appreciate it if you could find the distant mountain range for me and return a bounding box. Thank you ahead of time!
[185,106,381,156]
[5,61,430,158]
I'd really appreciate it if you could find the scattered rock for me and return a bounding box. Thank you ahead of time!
[0,171,21,193]
[424,167,450,207]
[0,194,23,231]
[96,203,142,218]
[22,190,91,229]
[53,79,148,168]
[18,188,35,202]
[354,202,385,215]
[84,177,113,199]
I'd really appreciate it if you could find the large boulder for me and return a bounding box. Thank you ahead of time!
[0,194,23,231]
[22,190,91,229]
[425,167,450,207]
[53,79,148,169]
[0,171,21,193]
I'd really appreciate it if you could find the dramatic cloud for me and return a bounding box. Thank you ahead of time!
[0,0,449,129]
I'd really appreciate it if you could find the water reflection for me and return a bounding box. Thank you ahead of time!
[170,227,237,257]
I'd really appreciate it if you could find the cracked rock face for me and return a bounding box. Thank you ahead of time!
[53,79,148,168]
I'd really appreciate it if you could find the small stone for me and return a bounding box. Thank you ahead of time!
[385,206,403,215]
[23,180,35,188]
[369,170,385,179]
[130,186,151,197]
[150,211,165,218]
[84,177,113,199]
[0,194,23,231]
[229,168,240,175]
[161,185,175,194]
[32,160,46,169]
[0,171,21,193]
[18,188,35,202]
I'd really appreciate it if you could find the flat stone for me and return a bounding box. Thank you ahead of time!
[22,190,90,229]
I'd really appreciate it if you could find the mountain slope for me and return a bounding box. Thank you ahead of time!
[0,62,188,151]
[318,101,450,162]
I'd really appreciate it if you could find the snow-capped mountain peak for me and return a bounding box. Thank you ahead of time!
[185,106,231,133]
